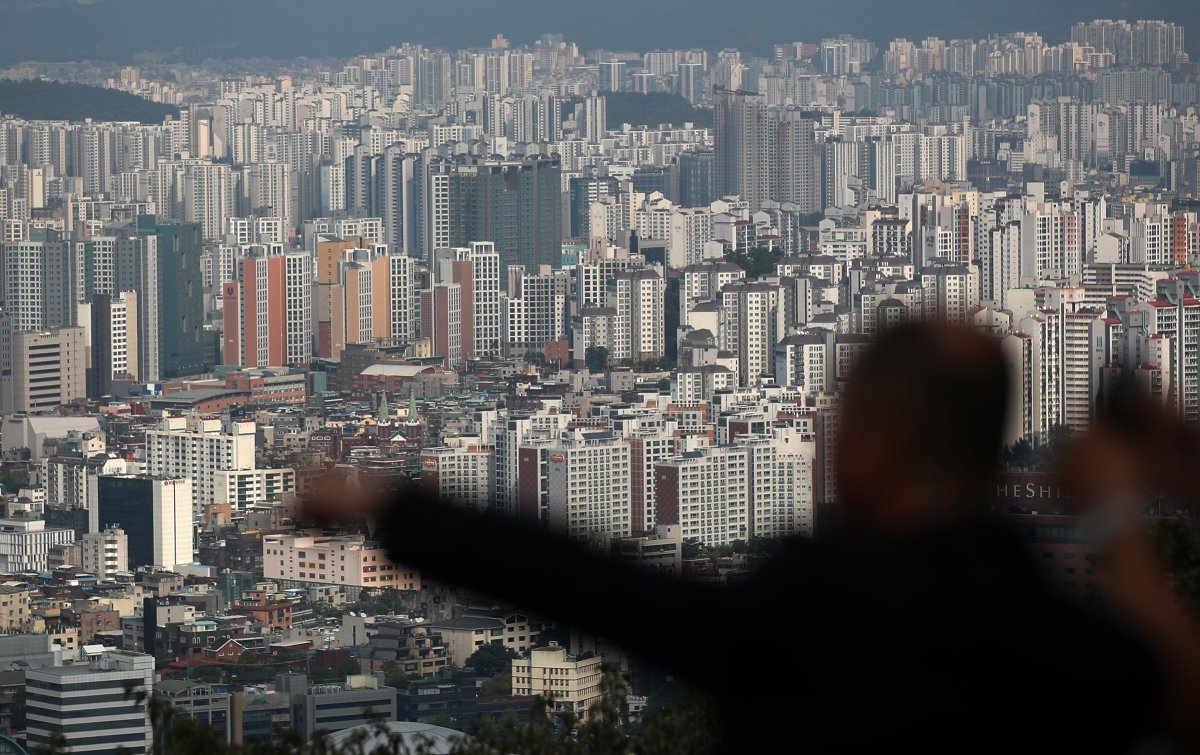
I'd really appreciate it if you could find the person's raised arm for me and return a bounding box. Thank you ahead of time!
[310,482,736,691]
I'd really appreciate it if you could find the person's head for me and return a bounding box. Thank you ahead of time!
[836,323,1008,536]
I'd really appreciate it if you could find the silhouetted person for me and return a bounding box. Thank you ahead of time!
[315,324,1179,753]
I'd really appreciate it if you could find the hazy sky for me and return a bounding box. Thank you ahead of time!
[1,0,1195,65]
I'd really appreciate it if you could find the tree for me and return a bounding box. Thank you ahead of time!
[478,672,512,698]
[380,660,408,688]
[1035,424,1072,470]
[664,276,680,363]
[465,643,520,678]
[1156,519,1200,618]
[1006,439,1035,471]
[585,346,610,373]
[725,246,784,278]
[336,658,361,677]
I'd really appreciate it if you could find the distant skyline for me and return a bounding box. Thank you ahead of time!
[1,0,1197,66]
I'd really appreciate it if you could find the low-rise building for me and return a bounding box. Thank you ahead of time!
[284,673,397,739]
[155,679,233,743]
[512,643,603,721]
[262,533,420,590]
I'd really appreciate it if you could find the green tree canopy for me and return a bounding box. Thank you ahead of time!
[465,643,520,678]
[585,346,610,373]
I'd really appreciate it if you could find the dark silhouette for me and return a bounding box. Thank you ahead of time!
[319,324,1194,753]
[0,79,179,124]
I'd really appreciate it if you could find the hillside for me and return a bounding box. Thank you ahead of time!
[0,78,179,124]
[604,92,713,129]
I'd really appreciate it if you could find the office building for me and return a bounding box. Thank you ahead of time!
[89,475,194,570]
[284,673,397,739]
[140,216,211,379]
[0,325,87,413]
[155,680,232,743]
[0,517,74,573]
[26,649,155,755]
[677,149,717,207]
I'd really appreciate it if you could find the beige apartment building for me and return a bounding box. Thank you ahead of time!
[512,643,603,720]
[262,532,421,590]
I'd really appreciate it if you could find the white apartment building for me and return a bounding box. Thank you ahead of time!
[144,415,256,518]
[668,207,715,268]
[654,446,750,547]
[379,251,417,346]
[546,429,632,543]
[720,281,783,386]
[213,467,296,509]
[739,427,817,539]
[262,533,421,590]
[78,526,130,578]
[512,644,603,721]
[502,268,569,355]
[26,649,155,755]
[106,290,140,380]
[462,242,502,357]
[491,406,571,517]
[45,454,133,508]
[774,333,832,393]
[420,438,493,512]
[920,262,981,325]
[607,269,664,362]
[1018,311,1064,442]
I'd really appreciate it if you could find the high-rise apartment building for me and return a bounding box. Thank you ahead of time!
[545,429,632,543]
[144,415,256,517]
[87,290,140,396]
[222,247,314,368]
[2,235,80,332]
[449,156,562,275]
[606,269,664,362]
[714,89,819,212]
[655,446,750,547]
